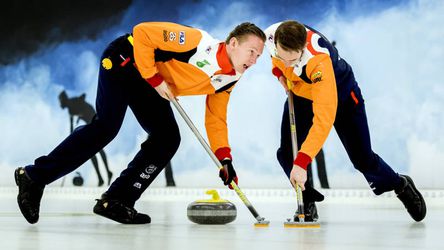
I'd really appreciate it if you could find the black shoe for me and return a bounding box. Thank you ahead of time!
[294,186,322,222]
[293,202,319,222]
[304,201,319,222]
[395,175,426,222]
[14,167,45,224]
[93,196,151,224]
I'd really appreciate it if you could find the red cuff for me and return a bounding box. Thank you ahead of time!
[272,67,283,79]
[293,152,312,170]
[215,147,232,161]
[145,73,163,87]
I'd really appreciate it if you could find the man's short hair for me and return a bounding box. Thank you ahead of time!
[225,22,266,44]
[275,20,307,52]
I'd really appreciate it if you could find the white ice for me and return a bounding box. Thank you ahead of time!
[0,187,443,250]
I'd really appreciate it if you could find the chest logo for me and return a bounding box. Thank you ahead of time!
[196,59,210,68]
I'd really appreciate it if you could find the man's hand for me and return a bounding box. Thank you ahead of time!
[154,81,174,100]
[219,159,238,189]
[290,164,307,190]
[279,76,289,91]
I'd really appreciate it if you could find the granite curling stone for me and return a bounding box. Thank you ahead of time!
[187,190,237,225]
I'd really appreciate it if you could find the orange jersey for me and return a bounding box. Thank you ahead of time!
[265,22,338,162]
[132,22,242,155]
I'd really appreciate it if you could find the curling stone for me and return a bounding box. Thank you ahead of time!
[187,190,236,225]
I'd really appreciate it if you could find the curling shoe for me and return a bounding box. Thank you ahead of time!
[293,201,319,222]
[93,195,151,224]
[396,175,426,222]
[15,167,45,224]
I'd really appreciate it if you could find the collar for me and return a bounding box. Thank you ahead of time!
[216,43,236,75]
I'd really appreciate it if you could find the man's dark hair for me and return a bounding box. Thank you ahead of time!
[225,22,266,44]
[275,20,307,52]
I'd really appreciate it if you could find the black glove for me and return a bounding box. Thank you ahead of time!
[219,159,238,188]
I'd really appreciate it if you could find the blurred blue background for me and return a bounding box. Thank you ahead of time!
[1,0,443,188]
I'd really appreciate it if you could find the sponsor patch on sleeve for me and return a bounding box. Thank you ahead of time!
[312,71,322,83]
[179,31,185,45]
[169,32,176,41]
[163,30,168,42]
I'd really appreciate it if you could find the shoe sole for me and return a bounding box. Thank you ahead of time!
[93,206,121,223]
[93,202,151,224]
[401,175,427,221]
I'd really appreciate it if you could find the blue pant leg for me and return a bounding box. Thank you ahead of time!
[105,72,180,205]
[334,85,401,195]
[276,94,314,185]
[26,49,128,184]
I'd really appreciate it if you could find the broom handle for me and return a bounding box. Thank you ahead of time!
[286,80,305,222]
[169,97,266,223]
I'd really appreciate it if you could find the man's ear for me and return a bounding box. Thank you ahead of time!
[228,36,238,48]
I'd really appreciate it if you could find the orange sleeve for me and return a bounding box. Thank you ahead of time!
[205,86,234,155]
[132,22,202,83]
[298,54,338,161]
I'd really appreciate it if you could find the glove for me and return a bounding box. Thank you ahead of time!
[219,159,238,189]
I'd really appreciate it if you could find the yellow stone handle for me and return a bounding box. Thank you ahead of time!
[195,189,227,203]
[206,189,221,200]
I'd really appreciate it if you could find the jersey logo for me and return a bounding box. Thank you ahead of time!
[101,58,112,70]
[196,59,210,68]
[169,32,176,41]
[163,30,168,42]
[312,71,322,83]
[307,30,329,56]
[179,31,185,45]
[268,33,274,43]
[210,74,240,91]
